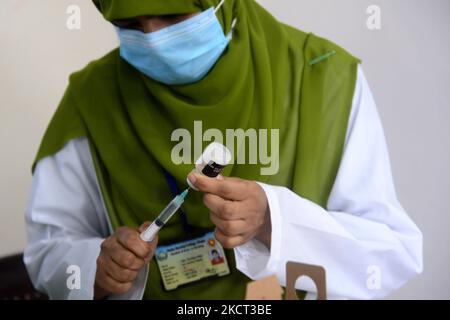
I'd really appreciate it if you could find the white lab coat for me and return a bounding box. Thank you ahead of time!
[24,66,423,300]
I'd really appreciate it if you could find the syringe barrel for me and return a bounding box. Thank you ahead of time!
[158,200,182,224]
[140,221,161,242]
[140,190,188,243]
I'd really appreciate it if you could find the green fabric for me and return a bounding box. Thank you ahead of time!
[93,0,201,20]
[33,0,360,299]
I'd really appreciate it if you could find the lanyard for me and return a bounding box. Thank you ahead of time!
[162,170,193,235]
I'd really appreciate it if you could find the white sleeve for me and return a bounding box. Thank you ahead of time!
[234,66,423,299]
[24,137,147,300]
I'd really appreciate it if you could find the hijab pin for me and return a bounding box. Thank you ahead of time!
[309,50,336,66]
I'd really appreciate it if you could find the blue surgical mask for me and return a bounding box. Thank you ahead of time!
[116,1,236,85]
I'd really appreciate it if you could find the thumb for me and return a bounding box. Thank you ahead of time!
[139,221,158,262]
[139,221,152,233]
[188,172,221,193]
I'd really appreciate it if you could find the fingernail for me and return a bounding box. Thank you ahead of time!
[188,172,197,185]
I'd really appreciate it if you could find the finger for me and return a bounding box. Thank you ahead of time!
[139,221,152,233]
[116,227,154,259]
[214,229,247,249]
[210,212,249,237]
[103,256,139,283]
[96,258,133,295]
[187,173,249,201]
[203,193,245,220]
[98,271,133,295]
[138,222,159,253]
[144,236,158,263]
[106,239,146,270]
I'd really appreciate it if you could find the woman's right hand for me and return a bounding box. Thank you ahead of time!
[94,222,157,299]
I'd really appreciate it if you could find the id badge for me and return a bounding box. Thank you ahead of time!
[155,232,230,291]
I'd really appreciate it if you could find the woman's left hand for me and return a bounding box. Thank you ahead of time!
[187,172,272,249]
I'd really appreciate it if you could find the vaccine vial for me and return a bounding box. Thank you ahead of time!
[187,142,232,190]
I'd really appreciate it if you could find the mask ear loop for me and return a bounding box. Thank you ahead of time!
[214,0,238,40]
[226,18,238,41]
[214,0,227,13]
[230,18,237,29]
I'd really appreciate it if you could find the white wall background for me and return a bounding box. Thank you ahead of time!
[0,0,449,299]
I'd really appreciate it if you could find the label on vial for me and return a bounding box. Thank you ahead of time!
[201,161,225,178]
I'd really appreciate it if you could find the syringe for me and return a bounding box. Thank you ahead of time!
[140,188,189,242]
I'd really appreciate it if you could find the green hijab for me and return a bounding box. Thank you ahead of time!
[34,0,359,299]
